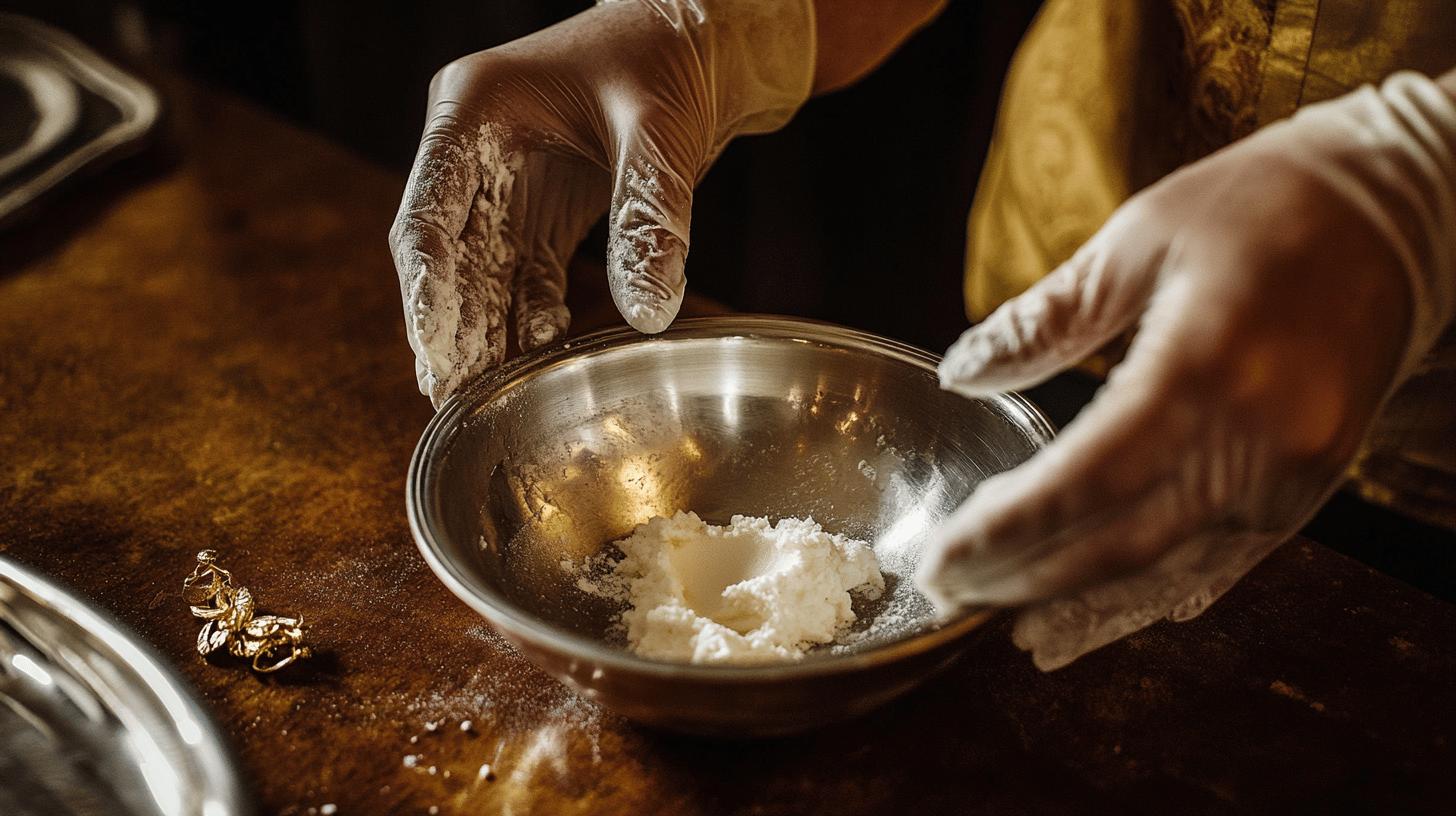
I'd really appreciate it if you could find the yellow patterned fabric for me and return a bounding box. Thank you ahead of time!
[966,0,1456,527]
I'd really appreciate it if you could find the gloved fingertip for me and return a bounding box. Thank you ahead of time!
[421,373,446,409]
[607,160,690,335]
[915,572,984,619]
[608,232,687,334]
[607,233,685,333]
[913,532,987,616]
[405,270,463,381]
[621,293,682,334]
[428,372,461,410]
[938,360,993,398]
[912,567,960,618]
[918,555,1034,612]
[413,351,455,410]
[915,473,1049,612]
[518,327,556,352]
[937,330,999,397]
[519,310,567,352]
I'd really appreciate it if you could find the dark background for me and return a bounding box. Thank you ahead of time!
[3,0,1043,353]
[4,0,1453,599]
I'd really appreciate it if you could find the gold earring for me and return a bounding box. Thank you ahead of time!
[182,551,311,673]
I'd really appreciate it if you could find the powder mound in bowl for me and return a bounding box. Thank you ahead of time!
[582,511,885,665]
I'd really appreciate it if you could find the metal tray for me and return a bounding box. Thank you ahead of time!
[0,13,160,226]
[1,557,251,816]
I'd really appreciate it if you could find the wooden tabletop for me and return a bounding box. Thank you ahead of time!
[2,76,1453,816]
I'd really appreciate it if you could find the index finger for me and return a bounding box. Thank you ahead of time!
[390,104,482,384]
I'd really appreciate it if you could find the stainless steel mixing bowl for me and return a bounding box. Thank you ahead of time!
[408,316,1054,736]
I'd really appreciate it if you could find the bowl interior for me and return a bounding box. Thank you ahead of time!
[414,319,1052,666]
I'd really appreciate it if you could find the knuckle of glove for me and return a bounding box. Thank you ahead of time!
[429,57,476,96]
[426,54,537,138]
[431,52,520,103]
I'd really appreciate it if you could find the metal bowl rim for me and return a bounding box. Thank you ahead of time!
[407,314,1053,681]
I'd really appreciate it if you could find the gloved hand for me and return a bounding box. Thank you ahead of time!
[917,72,1456,670]
[389,0,814,406]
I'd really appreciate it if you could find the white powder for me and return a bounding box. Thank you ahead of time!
[584,512,884,665]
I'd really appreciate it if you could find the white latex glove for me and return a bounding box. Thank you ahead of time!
[389,0,814,406]
[917,72,1456,670]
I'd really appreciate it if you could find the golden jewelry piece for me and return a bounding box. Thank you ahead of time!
[182,549,312,672]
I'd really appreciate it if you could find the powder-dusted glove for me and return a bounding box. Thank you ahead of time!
[917,72,1456,670]
[390,0,814,406]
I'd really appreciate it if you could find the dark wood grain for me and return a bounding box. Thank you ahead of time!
[1,76,1453,815]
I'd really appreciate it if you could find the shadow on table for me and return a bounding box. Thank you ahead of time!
[635,624,1122,816]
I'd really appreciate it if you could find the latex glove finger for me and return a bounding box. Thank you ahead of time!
[446,186,518,401]
[399,119,523,407]
[389,105,482,397]
[512,159,609,351]
[939,214,1159,398]
[441,149,522,406]
[514,253,570,352]
[606,132,692,333]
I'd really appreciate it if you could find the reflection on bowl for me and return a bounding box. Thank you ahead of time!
[409,316,1054,736]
